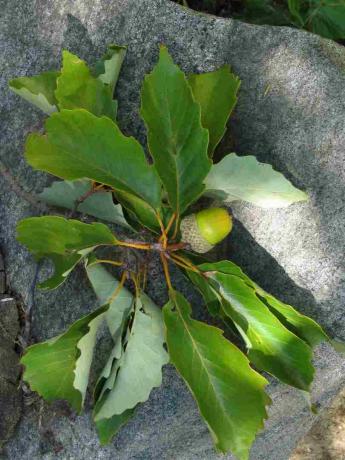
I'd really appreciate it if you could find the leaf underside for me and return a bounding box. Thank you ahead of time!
[39,179,132,229]
[205,153,308,208]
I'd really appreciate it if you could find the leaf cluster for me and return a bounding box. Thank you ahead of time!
[176,0,345,41]
[10,44,335,460]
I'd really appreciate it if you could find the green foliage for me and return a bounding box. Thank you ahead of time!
[141,45,211,214]
[164,290,270,459]
[26,109,161,209]
[188,66,240,156]
[205,153,308,208]
[17,216,116,289]
[9,71,59,114]
[12,44,336,460]
[93,44,127,93]
[55,50,117,118]
[237,0,345,40]
[39,179,132,229]
[21,305,108,412]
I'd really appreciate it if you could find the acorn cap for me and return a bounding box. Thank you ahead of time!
[180,208,233,253]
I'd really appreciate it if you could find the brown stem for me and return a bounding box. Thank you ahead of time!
[160,253,173,291]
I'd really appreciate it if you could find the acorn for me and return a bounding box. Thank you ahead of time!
[180,207,233,253]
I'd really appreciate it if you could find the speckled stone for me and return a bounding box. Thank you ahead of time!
[1,1,345,459]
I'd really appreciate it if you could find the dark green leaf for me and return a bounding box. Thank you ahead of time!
[39,179,132,229]
[188,66,240,156]
[17,216,116,289]
[199,261,316,390]
[115,190,161,233]
[186,270,221,316]
[164,290,270,459]
[306,1,345,40]
[26,109,161,210]
[140,45,211,214]
[9,71,59,114]
[21,304,108,412]
[55,50,116,119]
[255,286,328,348]
[95,409,135,445]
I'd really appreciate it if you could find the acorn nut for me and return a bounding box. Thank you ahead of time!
[180,207,233,253]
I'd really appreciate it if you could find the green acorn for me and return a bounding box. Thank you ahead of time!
[180,207,233,253]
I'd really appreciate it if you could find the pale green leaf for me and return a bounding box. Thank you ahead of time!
[39,179,132,229]
[21,304,108,412]
[86,262,133,339]
[17,216,116,290]
[94,295,169,420]
[55,50,116,119]
[188,66,240,156]
[25,109,161,210]
[205,153,308,208]
[140,45,211,214]
[9,71,59,114]
[86,262,168,443]
[164,290,270,459]
[94,44,127,93]
[199,261,315,390]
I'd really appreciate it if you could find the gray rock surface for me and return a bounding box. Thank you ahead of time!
[0,0,345,459]
[0,256,22,451]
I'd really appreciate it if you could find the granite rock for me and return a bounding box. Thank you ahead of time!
[0,0,345,459]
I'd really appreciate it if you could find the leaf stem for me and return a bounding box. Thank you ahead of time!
[108,270,128,304]
[170,253,200,273]
[160,253,173,291]
[117,240,152,250]
[87,259,123,268]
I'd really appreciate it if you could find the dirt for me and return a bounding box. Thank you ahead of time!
[291,386,345,460]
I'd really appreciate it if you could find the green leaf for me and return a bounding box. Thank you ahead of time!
[21,304,108,412]
[254,285,328,348]
[95,409,135,445]
[238,0,292,26]
[187,270,221,316]
[94,295,169,420]
[199,261,315,390]
[188,66,240,156]
[17,216,116,289]
[86,262,133,340]
[196,259,328,348]
[163,290,270,459]
[86,263,168,443]
[39,179,132,229]
[26,109,161,210]
[287,0,305,26]
[115,190,161,233]
[9,71,59,114]
[93,44,127,93]
[306,1,345,40]
[140,45,211,214]
[55,50,116,119]
[205,153,308,208]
